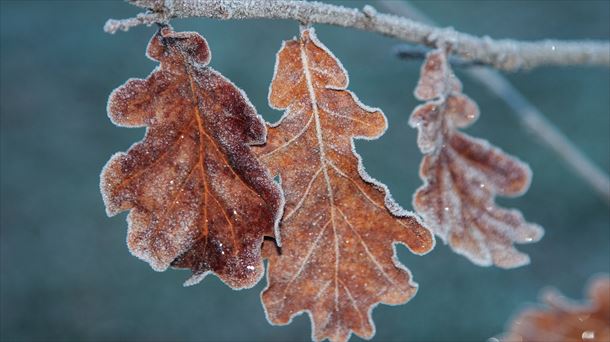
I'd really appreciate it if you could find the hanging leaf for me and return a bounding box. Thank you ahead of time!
[100,27,282,289]
[255,28,434,342]
[502,275,610,342]
[410,49,544,268]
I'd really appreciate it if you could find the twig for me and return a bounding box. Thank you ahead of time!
[394,44,486,68]
[477,68,610,203]
[104,0,610,71]
[378,0,610,203]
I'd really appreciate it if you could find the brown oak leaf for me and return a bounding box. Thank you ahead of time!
[502,275,610,342]
[100,27,282,289]
[410,49,544,268]
[255,28,434,342]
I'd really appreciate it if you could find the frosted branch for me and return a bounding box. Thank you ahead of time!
[105,0,610,71]
[394,44,486,68]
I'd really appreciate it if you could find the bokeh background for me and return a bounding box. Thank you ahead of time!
[1,1,608,341]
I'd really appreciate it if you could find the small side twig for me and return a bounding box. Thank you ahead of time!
[104,10,165,34]
[379,0,610,204]
[105,0,610,72]
[394,44,486,68]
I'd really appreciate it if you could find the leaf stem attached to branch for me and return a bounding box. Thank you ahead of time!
[379,0,610,204]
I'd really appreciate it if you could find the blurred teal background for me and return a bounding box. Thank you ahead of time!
[1,1,608,341]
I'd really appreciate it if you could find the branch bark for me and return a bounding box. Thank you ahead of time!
[105,0,610,71]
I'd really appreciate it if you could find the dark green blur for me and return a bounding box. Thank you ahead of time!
[1,1,608,341]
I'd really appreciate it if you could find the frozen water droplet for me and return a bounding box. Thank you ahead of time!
[525,236,534,242]
[444,207,450,211]
[170,180,175,185]
[232,209,237,215]
[246,265,255,271]
[480,183,485,188]
[582,330,595,340]
[551,45,556,51]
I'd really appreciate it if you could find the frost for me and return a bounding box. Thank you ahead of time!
[255,28,434,342]
[410,49,543,268]
[100,26,282,289]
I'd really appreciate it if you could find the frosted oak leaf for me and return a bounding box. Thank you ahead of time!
[100,27,282,289]
[410,49,544,268]
[255,28,434,342]
[502,275,610,342]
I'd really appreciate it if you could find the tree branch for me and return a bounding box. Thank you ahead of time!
[394,44,487,68]
[104,0,610,71]
[475,68,610,203]
[378,0,610,204]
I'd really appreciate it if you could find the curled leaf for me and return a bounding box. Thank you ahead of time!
[503,275,610,342]
[101,27,282,288]
[255,28,434,342]
[410,49,543,268]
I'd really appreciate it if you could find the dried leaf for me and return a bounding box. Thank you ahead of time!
[100,27,282,289]
[255,28,434,342]
[410,49,544,268]
[502,275,610,342]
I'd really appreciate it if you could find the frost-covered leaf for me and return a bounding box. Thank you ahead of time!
[100,27,282,289]
[410,49,543,268]
[502,275,610,342]
[255,28,434,342]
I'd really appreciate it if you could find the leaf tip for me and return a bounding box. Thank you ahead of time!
[147,26,212,66]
